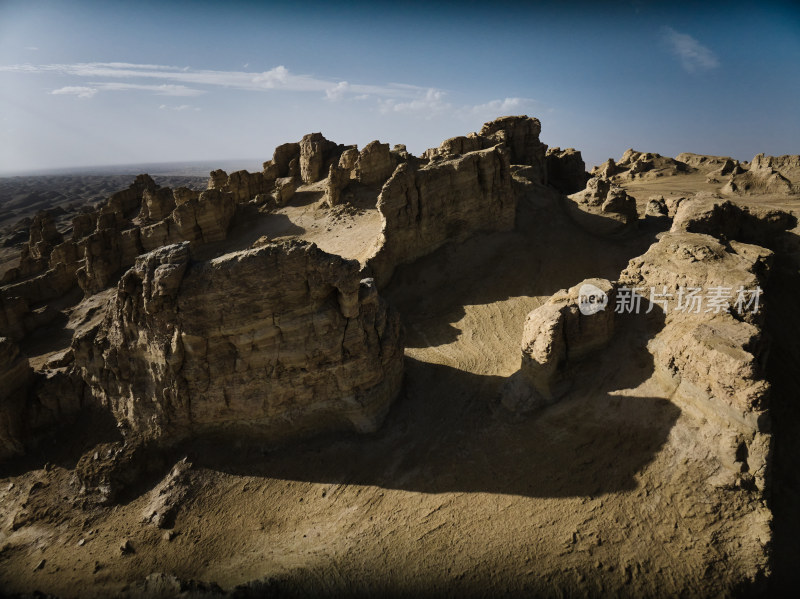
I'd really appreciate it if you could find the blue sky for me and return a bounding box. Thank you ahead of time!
[0,0,798,174]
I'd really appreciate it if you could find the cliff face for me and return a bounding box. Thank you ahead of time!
[620,231,773,490]
[74,241,404,445]
[0,338,33,460]
[366,145,516,287]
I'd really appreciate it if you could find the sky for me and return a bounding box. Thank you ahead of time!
[0,0,798,174]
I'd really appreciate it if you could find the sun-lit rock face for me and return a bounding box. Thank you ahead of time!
[74,240,404,445]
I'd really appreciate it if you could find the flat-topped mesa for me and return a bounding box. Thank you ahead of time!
[73,240,404,446]
[566,176,639,236]
[366,144,515,287]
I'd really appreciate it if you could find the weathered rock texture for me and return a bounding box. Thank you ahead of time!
[74,241,404,445]
[300,133,339,184]
[513,278,617,411]
[620,232,774,490]
[594,150,693,180]
[566,176,638,236]
[675,153,736,171]
[750,153,800,181]
[671,196,797,247]
[366,145,515,286]
[0,338,33,460]
[722,167,794,195]
[545,147,588,194]
[479,116,547,181]
[354,141,395,186]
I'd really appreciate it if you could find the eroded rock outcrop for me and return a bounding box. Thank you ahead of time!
[750,153,800,181]
[510,278,617,412]
[300,133,338,184]
[0,338,33,460]
[722,167,794,195]
[354,141,395,186]
[545,147,588,194]
[671,196,796,247]
[74,241,404,445]
[479,116,547,181]
[366,145,515,286]
[566,176,638,236]
[620,232,773,489]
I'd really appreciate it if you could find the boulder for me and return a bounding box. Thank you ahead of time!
[513,278,617,411]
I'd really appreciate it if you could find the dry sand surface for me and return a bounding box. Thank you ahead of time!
[1,146,799,598]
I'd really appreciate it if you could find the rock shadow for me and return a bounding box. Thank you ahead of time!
[189,306,677,499]
[389,194,664,350]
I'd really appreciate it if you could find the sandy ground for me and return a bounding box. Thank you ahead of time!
[1,170,791,596]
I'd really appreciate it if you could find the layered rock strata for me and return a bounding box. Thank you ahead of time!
[73,241,404,445]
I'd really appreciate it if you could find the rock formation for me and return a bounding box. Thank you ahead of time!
[0,338,33,460]
[620,232,774,489]
[299,133,338,184]
[545,147,588,194]
[366,144,515,286]
[511,278,617,412]
[354,141,395,186]
[74,241,404,445]
[671,195,796,247]
[478,116,547,181]
[750,153,800,180]
[566,176,638,236]
[323,165,350,208]
[722,166,794,195]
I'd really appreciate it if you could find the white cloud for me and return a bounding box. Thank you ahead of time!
[50,86,97,98]
[379,88,451,117]
[466,97,527,115]
[0,61,434,101]
[663,27,719,73]
[325,81,350,101]
[93,82,205,96]
[159,104,200,111]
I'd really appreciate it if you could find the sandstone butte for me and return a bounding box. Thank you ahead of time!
[1,115,799,597]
